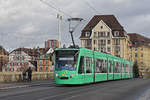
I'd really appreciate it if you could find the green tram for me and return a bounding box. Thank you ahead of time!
[54,48,133,85]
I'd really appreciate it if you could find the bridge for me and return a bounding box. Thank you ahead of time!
[0,78,150,100]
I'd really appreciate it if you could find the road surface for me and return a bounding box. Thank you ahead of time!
[0,78,150,100]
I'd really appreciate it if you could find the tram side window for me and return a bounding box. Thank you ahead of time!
[125,64,128,73]
[86,57,92,73]
[104,60,107,73]
[78,56,84,74]
[114,62,117,73]
[122,64,125,73]
[118,62,121,73]
[109,61,113,73]
[95,59,107,73]
[114,62,120,73]
[127,64,130,74]
[130,65,132,73]
[95,59,101,73]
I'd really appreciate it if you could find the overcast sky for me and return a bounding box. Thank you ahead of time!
[0,0,150,51]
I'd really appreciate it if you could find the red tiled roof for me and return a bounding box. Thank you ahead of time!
[11,48,49,57]
[80,15,125,38]
[128,33,150,47]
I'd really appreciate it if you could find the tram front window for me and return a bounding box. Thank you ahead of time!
[55,50,78,71]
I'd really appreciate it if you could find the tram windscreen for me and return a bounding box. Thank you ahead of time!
[55,50,79,71]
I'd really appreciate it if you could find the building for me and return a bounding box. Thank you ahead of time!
[3,48,41,72]
[36,48,53,72]
[80,15,129,59]
[0,45,9,72]
[45,40,59,49]
[37,53,53,72]
[128,33,150,75]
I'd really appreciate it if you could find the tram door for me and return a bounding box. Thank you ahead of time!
[78,56,85,81]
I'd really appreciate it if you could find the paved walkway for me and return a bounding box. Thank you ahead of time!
[0,83,28,90]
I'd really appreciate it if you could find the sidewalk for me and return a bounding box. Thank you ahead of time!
[0,80,53,90]
[0,83,28,90]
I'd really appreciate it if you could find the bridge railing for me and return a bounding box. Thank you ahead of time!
[0,72,54,83]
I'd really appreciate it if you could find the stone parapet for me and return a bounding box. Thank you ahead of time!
[0,72,54,83]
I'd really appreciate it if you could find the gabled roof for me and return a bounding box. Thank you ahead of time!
[10,48,49,57]
[0,45,9,55]
[82,15,124,31]
[128,33,150,47]
[80,15,125,38]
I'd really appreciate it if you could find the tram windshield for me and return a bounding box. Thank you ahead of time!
[55,50,79,71]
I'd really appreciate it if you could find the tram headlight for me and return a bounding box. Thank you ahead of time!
[62,73,65,76]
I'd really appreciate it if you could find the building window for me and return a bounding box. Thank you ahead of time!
[107,32,110,37]
[135,53,138,57]
[94,32,98,37]
[98,32,101,37]
[115,47,120,52]
[40,60,42,65]
[94,40,97,45]
[141,53,143,57]
[101,47,106,52]
[46,60,48,65]
[100,32,106,37]
[45,66,48,72]
[114,31,119,36]
[107,47,111,52]
[135,48,138,51]
[108,40,111,44]
[114,39,120,45]
[86,40,91,47]
[100,26,103,29]
[40,67,42,71]
[141,48,143,51]
[100,40,106,45]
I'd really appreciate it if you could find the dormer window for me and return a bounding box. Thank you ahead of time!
[114,31,119,36]
[85,32,90,37]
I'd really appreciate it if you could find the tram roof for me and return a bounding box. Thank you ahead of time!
[55,48,132,62]
[55,48,79,51]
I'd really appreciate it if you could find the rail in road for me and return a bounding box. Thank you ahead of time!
[0,79,150,100]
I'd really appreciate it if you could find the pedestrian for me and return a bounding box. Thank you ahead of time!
[26,67,32,81]
[22,68,26,81]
